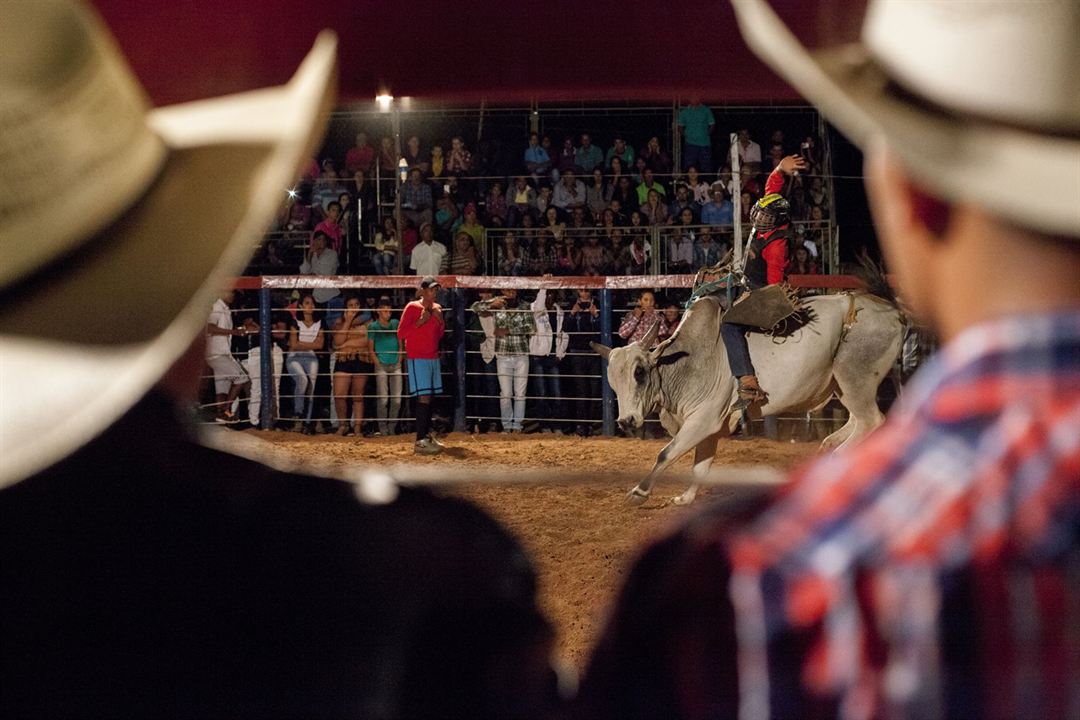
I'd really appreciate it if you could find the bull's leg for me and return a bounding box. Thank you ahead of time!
[826,371,887,450]
[628,413,722,505]
[673,433,721,505]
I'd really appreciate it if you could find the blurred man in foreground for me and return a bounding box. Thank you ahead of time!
[574,1,1080,718]
[0,2,556,717]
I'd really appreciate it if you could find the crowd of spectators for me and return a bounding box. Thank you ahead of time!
[207,284,689,438]
[260,118,830,279]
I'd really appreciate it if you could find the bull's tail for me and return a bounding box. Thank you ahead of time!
[854,249,898,307]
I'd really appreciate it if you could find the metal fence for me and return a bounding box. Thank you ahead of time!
[200,273,875,438]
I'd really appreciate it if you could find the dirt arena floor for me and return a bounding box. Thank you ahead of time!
[241,429,819,668]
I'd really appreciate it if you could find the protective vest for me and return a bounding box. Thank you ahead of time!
[744,226,789,288]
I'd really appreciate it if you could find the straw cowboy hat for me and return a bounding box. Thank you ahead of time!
[0,0,337,487]
[730,0,1080,238]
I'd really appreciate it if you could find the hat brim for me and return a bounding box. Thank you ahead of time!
[730,0,1080,238]
[0,33,337,488]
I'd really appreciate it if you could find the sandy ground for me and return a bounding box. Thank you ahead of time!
[242,429,819,668]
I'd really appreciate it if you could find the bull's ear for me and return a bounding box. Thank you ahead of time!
[589,342,612,359]
[638,320,661,349]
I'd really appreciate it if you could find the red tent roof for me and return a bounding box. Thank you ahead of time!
[92,0,828,107]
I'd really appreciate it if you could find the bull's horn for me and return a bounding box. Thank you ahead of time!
[589,342,612,359]
[638,320,661,349]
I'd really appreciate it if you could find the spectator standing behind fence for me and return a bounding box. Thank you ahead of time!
[528,284,569,434]
[471,289,536,433]
[397,277,447,455]
[410,222,448,277]
[331,296,372,437]
[568,289,602,436]
[286,293,324,434]
[619,291,669,347]
[466,290,500,433]
[205,291,250,423]
[676,99,715,172]
[660,303,681,341]
[367,297,402,436]
[239,299,286,428]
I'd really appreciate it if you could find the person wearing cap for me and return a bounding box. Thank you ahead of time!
[0,3,559,716]
[409,221,448,277]
[397,277,447,454]
[700,181,734,226]
[573,2,1080,718]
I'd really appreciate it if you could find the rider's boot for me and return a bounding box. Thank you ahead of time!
[732,374,769,411]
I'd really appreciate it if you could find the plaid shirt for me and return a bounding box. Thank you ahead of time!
[470,299,536,356]
[574,310,1080,720]
[400,181,432,210]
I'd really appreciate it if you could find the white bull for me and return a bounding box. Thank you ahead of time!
[592,292,904,505]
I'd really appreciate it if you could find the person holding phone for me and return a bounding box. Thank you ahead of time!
[397,277,447,454]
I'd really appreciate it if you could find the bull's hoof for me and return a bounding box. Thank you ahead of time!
[672,493,696,506]
[626,487,650,506]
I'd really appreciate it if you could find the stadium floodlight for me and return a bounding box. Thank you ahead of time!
[375,93,393,112]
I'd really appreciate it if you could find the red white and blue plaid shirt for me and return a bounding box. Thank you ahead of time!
[573,310,1080,720]
[730,310,1080,719]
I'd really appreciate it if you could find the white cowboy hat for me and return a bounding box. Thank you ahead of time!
[730,0,1080,238]
[0,0,337,488]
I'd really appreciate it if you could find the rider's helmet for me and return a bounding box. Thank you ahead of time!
[749,192,790,232]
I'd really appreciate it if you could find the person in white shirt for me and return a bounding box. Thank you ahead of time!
[730,128,762,168]
[205,291,250,423]
[551,169,587,210]
[409,222,448,277]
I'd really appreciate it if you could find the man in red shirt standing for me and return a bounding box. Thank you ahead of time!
[397,276,446,455]
[721,153,806,407]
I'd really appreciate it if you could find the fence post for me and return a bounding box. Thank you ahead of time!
[599,287,615,436]
[258,286,273,430]
[453,287,467,433]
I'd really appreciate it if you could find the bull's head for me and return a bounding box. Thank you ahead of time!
[591,321,685,438]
